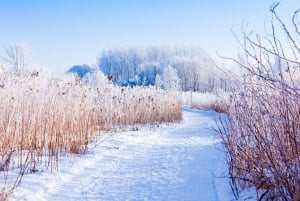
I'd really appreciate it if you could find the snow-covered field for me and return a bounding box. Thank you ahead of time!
[11,107,237,201]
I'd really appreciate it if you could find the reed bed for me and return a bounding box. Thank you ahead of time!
[0,71,182,197]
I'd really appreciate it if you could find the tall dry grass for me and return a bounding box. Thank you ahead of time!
[0,70,182,197]
[216,4,300,200]
[182,91,229,113]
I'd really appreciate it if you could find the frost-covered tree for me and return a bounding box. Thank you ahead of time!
[83,70,107,87]
[97,46,231,92]
[160,65,181,91]
[155,74,162,89]
[98,48,142,85]
[67,64,94,78]
[1,44,29,74]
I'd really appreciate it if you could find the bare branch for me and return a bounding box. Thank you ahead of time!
[292,9,300,36]
[270,2,300,54]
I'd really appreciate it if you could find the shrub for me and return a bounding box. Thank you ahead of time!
[216,4,300,200]
[182,91,229,113]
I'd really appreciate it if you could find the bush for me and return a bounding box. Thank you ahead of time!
[217,4,300,200]
[182,91,229,113]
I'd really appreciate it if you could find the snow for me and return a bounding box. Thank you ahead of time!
[11,107,237,201]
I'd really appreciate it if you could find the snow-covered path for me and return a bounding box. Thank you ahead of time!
[12,107,235,201]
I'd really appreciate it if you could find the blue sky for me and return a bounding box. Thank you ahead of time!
[0,0,298,74]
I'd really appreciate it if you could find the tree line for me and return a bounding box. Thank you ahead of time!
[69,46,233,92]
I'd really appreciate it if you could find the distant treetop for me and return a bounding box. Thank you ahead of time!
[66,64,94,78]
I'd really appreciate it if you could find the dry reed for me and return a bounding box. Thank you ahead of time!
[0,71,182,197]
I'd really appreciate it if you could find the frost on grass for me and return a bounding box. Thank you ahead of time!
[182,90,229,113]
[0,69,182,197]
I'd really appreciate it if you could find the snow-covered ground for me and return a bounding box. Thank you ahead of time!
[11,107,237,201]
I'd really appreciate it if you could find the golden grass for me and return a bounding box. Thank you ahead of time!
[0,72,182,196]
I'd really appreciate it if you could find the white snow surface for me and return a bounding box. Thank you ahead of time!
[11,107,238,201]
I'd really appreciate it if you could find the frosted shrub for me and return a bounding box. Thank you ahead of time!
[217,4,300,200]
[182,91,229,113]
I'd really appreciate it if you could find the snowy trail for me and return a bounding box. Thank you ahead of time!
[12,107,235,201]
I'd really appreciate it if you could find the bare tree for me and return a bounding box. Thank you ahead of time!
[1,44,29,74]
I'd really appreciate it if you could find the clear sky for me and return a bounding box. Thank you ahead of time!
[0,0,298,74]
